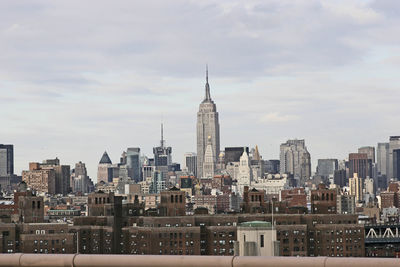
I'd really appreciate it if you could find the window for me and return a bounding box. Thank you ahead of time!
[260,235,264,247]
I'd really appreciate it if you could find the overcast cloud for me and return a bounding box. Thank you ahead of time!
[1,0,400,180]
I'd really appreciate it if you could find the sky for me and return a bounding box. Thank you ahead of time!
[1,0,400,181]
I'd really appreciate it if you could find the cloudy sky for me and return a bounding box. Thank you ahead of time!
[1,0,400,180]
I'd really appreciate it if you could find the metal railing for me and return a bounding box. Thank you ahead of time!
[0,254,398,267]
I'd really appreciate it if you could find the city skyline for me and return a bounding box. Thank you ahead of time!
[1,0,400,179]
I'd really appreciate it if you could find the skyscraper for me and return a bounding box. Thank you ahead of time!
[197,67,220,178]
[393,149,400,181]
[0,144,14,177]
[279,139,311,185]
[153,124,172,186]
[316,159,338,179]
[348,153,371,179]
[377,142,389,176]
[358,146,375,163]
[40,158,71,195]
[389,136,400,180]
[238,148,251,195]
[377,142,389,189]
[184,152,197,177]
[126,147,141,182]
[97,151,113,183]
[153,124,172,167]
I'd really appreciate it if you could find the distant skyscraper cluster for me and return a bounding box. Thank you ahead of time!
[3,68,400,258]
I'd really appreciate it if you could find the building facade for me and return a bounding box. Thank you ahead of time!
[280,139,311,185]
[197,68,220,179]
[0,144,13,177]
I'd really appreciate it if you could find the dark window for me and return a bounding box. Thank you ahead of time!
[32,201,35,209]
[37,201,41,209]
[260,235,264,248]
[171,195,174,203]
[180,195,183,203]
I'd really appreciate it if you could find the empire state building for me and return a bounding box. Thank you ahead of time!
[197,67,220,178]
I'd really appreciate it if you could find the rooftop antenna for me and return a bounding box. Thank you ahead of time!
[160,123,165,148]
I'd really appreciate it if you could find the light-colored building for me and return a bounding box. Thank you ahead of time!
[349,173,363,202]
[237,149,251,196]
[22,163,56,195]
[252,174,289,195]
[97,151,113,184]
[202,137,216,178]
[236,221,278,256]
[197,68,220,179]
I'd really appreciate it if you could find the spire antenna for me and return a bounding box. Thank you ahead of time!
[160,123,164,147]
[206,64,208,83]
[204,65,211,101]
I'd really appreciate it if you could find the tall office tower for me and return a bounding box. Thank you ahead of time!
[280,139,311,185]
[197,67,220,178]
[393,149,400,181]
[349,153,371,179]
[97,151,113,184]
[316,159,338,179]
[349,173,363,202]
[72,161,92,193]
[184,152,197,177]
[153,124,172,184]
[358,146,376,179]
[238,148,251,195]
[153,124,172,167]
[74,161,87,177]
[0,144,14,176]
[358,146,375,163]
[389,136,400,180]
[202,137,215,178]
[40,158,70,195]
[126,147,141,182]
[377,143,389,176]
